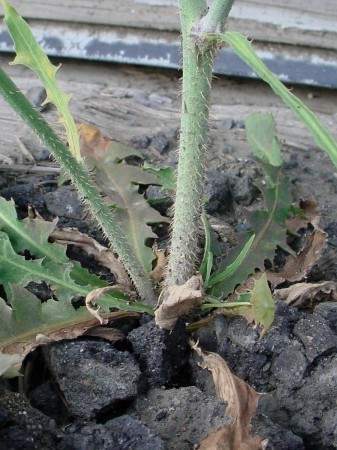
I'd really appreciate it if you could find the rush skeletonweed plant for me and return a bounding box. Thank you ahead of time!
[0,0,337,375]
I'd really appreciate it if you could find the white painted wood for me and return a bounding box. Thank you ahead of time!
[2,0,337,50]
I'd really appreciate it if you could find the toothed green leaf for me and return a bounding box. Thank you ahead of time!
[2,0,80,160]
[0,285,89,377]
[142,163,176,191]
[0,197,109,290]
[89,144,169,273]
[210,114,293,299]
[0,231,87,301]
[0,231,150,314]
[249,273,276,336]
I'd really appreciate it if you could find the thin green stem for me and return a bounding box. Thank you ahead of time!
[200,0,235,33]
[0,67,157,306]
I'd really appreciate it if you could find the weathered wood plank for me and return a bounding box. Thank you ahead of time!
[0,56,336,167]
[2,0,337,50]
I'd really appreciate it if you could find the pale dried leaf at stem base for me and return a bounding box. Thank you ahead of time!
[50,227,131,287]
[275,281,337,307]
[191,341,264,450]
[155,275,205,330]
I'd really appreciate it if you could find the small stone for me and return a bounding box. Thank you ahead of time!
[129,387,229,449]
[131,135,151,149]
[293,315,337,362]
[44,186,85,219]
[151,132,170,153]
[45,340,144,420]
[60,415,166,450]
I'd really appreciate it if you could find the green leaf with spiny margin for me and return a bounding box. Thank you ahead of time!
[142,163,176,191]
[0,231,88,302]
[2,1,80,160]
[0,231,152,315]
[249,273,276,336]
[0,285,89,376]
[0,197,67,261]
[210,114,293,299]
[0,197,109,290]
[223,31,337,168]
[89,144,169,274]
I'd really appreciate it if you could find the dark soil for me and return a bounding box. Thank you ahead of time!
[1,102,337,449]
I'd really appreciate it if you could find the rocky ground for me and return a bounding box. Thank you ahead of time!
[0,63,337,449]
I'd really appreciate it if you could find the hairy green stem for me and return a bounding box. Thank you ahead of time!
[165,0,235,287]
[0,67,157,306]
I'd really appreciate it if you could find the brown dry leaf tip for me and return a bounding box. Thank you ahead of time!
[85,285,128,325]
[83,326,126,343]
[267,228,327,288]
[269,199,326,287]
[275,281,337,308]
[286,198,319,230]
[154,275,205,330]
[50,227,131,287]
[190,340,265,450]
[78,123,109,160]
[149,245,167,283]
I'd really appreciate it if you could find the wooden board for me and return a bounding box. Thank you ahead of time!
[1,1,337,88]
[1,56,336,166]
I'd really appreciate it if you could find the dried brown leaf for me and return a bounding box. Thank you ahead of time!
[286,199,319,230]
[2,311,139,356]
[83,326,126,343]
[268,199,326,287]
[78,123,110,160]
[267,229,327,287]
[85,285,132,324]
[50,227,131,287]
[155,275,205,330]
[275,281,337,307]
[1,310,139,377]
[192,341,264,450]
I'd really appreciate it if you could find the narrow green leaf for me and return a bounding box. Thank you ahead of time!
[200,213,213,284]
[223,31,337,168]
[2,0,81,160]
[209,234,255,286]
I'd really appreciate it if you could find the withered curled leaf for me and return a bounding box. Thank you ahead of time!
[191,341,264,450]
[275,281,337,307]
[155,275,205,329]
